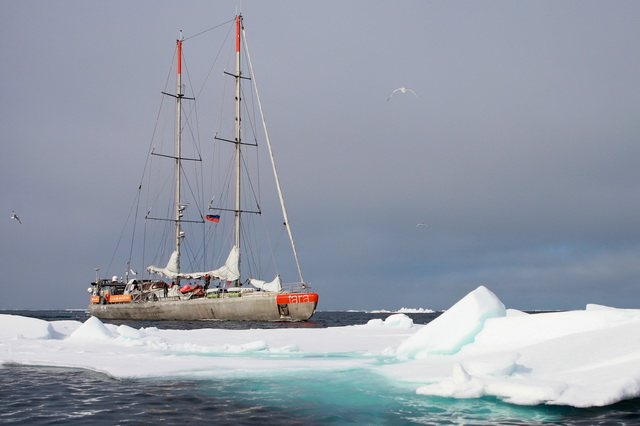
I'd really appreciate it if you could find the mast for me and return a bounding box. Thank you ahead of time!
[175,34,184,281]
[234,15,243,281]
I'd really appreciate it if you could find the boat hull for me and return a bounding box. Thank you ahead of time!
[88,292,318,321]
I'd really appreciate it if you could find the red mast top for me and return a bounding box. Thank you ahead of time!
[235,15,241,53]
[177,39,182,76]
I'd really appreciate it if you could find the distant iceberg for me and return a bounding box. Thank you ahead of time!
[368,307,436,314]
[397,307,436,313]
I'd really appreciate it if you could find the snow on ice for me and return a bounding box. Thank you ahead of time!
[2,286,640,408]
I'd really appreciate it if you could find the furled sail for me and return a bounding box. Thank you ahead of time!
[147,250,180,279]
[249,275,282,292]
[200,246,240,281]
[147,246,240,281]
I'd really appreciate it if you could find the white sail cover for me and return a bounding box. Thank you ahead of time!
[147,250,180,279]
[199,246,240,281]
[249,275,282,292]
[147,246,240,281]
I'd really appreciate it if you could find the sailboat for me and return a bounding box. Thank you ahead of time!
[87,15,318,321]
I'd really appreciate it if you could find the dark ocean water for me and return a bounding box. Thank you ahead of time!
[1,310,640,425]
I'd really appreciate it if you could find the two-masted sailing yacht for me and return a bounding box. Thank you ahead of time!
[88,15,318,321]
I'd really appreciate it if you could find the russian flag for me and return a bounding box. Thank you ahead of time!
[205,215,220,223]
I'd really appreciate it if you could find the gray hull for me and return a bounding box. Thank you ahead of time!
[88,292,318,321]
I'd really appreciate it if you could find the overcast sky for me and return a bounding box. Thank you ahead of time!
[2,1,640,311]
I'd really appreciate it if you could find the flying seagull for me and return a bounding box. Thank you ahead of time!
[416,222,428,228]
[387,87,418,101]
[11,211,22,224]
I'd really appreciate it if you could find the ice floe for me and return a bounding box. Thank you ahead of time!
[2,285,640,408]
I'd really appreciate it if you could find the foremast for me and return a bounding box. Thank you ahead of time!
[149,32,196,284]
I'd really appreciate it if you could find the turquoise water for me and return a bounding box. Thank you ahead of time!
[3,365,637,424]
[181,369,615,424]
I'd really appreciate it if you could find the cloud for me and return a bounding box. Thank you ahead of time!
[2,1,640,311]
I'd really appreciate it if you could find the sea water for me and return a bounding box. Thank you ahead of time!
[1,310,640,425]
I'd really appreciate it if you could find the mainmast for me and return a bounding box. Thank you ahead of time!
[175,35,184,279]
[234,15,243,280]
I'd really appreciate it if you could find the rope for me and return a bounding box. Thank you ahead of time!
[243,27,307,284]
[105,185,143,279]
[182,18,235,42]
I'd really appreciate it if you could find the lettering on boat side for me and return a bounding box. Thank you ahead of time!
[276,293,319,305]
[109,294,132,303]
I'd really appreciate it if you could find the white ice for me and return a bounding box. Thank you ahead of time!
[2,285,640,408]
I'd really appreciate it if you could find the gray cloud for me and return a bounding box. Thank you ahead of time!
[2,1,639,311]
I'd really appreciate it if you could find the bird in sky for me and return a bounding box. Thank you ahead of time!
[416,222,428,228]
[11,211,22,224]
[387,87,418,101]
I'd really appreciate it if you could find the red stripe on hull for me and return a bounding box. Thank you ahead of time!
[276,293,319,305]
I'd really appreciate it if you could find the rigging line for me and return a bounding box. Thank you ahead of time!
[182,18,235,42]
[240,82,262,214]
[186,213,213,275]
[240,74,260,146]
[239,219,258,279]
[207,212,234,270]
[181,110,203,160]
[211,85,233,206]
[208,154,233,219]
[201,208,233,279]
[188,226,208,272]
[211,38,236,191]
[188,24,234,218]
[142,220,147,279]
[104,44,174,275]
[180,234,198,275]
[271,224,288,277]
[242,86,262,203]
[146,163,174,216]
[151,204,174,265]
[106,51,175,275]
[253,206,283,280]
[195,22,234,101]
[244,212,268,280]
[179,55,204,162]
[138,46,177,194]
[239,150,261,214]
[243,27,306,284]
[127,184,143,276]
[179,164,206,221]
[104,184,144,278]
[206,161,236,266]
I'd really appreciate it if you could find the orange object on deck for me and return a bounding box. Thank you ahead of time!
[108,294,132,303]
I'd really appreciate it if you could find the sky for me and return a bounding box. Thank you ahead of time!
[2,1,640,311]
